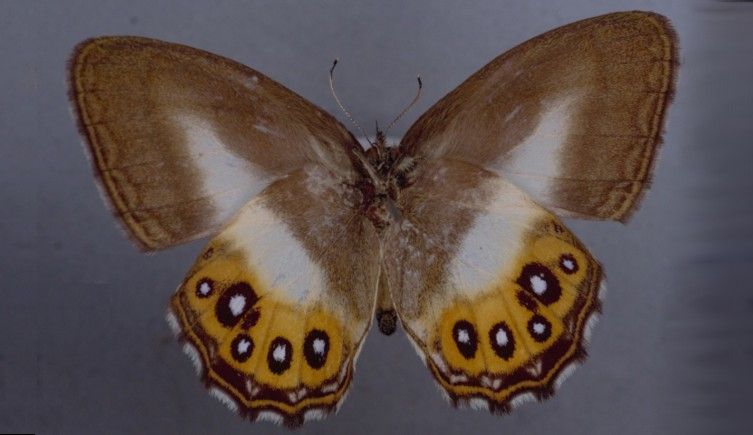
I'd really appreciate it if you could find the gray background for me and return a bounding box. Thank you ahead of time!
[1,1,752,433]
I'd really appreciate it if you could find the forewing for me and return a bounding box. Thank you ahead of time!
[69,37,360,250]
[400,11,677,220]
[167,164,379,426]
[383,159,603,412]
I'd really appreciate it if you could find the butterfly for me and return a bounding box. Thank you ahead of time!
[68,11,676,428]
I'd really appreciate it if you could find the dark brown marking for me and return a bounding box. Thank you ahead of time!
[195,277,214,298]
[559,253,579,274]
[516,290,538,312]
[527,315,552,343]
[267,337,293,374]
[517,263,562,306]
[452,320,478,359]
[241,308,261,329]
[489,322,515,360]
[303,329,330,369]
[215,282,257,327]
[230,334,254,363]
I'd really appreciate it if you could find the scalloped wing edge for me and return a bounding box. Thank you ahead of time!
[406,279,606,414]
[165,308,361,428]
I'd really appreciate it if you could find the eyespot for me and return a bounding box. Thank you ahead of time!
[303,329,330,369]
[230,334,254,363]
[195,278,214,298]
[267,337,293,374]
[452,320,478,359]
[527,315,552,343]
[215,282,257,327]
[517,263,562,305]
[489,322,515,360]
[559,253,579,274]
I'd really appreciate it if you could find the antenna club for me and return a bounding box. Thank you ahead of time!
[329,58,373,145]
[383,74,424,136]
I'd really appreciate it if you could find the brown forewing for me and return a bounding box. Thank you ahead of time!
[69,37,360,250]
[399,11,677,221]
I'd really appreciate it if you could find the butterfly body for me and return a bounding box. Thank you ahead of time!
[339,132,414,231]
[69,11,676,427]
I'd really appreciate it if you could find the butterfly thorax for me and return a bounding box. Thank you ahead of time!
[355,132,417,231]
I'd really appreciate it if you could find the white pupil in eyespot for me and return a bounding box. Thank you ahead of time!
[199,282,211,295]
[533,322,546,334]
[563,259,574,270]
[313,338,326,355]
[273,344,287,362]
[495,329,509,346]
[228,294,246,316]
[237,339,251,354]
[457,329,470,343]
[530,275,547,295]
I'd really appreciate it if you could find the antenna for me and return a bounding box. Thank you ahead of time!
[384,75,422,136]
[329,59,372,146]
[375,119,385,143]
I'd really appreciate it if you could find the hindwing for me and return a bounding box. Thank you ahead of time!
[168,166,380,426]
[383,159,603,411]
